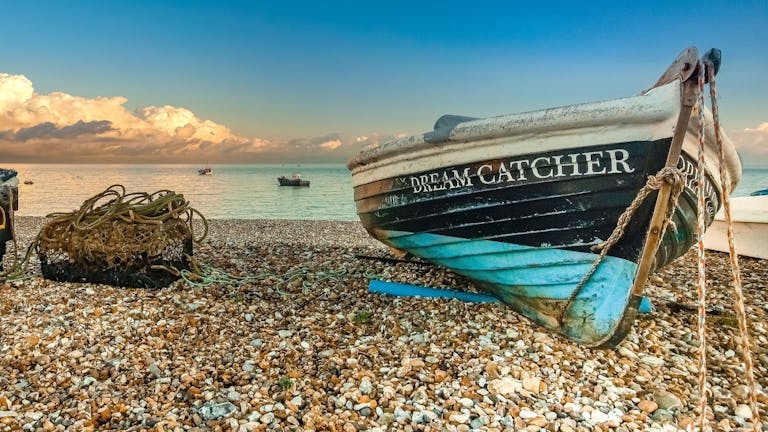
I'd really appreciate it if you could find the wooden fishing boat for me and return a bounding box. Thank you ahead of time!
[198,167,212,175]
[0,168,19,269]
[348,47,741,347]
[703,195,768,260]
[278,173,310,187]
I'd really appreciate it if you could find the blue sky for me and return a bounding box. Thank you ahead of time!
[1,0,766,164]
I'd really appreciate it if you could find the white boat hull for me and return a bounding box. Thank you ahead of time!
[703,196,768,259]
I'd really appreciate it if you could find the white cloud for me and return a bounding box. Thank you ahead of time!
[0,72,399,163]
[0,72,274,162]
[319,139,343,150]
[731,122,768,166]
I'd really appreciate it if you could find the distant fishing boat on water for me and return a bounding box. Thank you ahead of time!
[198,167,212,175]
[278,173,310,187]
[751,188,768,196]
[348,47,740,347]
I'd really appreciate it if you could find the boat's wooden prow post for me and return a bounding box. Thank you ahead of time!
[598,62,702,349]
[646,47,699,92]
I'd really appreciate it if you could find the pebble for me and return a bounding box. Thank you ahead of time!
[198,402,237,421]
[359,377,373,394]
[735,404,753,419]
[449,413,470,423]
[1,217,767,431]
[638,400,658,413]
[652,391,682,411]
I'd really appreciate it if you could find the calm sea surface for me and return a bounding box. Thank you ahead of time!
[6,164,768,220]
[10,164,357,220]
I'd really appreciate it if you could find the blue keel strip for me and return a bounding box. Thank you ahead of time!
[369,280,500,304]
[380,229,641,344]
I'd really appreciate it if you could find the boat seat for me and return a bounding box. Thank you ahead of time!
[425,115,479,144]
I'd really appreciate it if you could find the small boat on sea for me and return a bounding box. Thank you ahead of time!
[0,169,17,187]
[23,180,33,185]
[703,195,768,260]
[198,167,212,175]
[348,47,741,347]
[278,173,310,187]
[751,188,768,196]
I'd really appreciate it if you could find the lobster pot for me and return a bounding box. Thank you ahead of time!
[38,218,193,288]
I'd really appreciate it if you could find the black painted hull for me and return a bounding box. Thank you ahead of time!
[354,140,718,271]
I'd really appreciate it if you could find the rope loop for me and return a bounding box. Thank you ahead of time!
[564,166,685,314]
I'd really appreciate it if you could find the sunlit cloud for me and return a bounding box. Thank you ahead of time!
[731,122,768,166]
[0,73,270,163]
[353,131,408,150]
[319,139,342,150]
[0,72,401,164]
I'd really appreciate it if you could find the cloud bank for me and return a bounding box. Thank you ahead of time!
[0,72,376,163]
[730,122,768,167]
[10,71,760,167]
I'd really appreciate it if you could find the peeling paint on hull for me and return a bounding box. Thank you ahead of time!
[348,78,741,346]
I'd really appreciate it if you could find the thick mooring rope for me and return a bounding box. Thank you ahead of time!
[706,60,761,431]
[43,184,208,241]
[564,166,685,311]
[695,61,711,431]
[1,185,209,284]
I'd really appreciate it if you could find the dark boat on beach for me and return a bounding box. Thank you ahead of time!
[1,168,19,267]
[348,47,741,347]
[278,173,310,187]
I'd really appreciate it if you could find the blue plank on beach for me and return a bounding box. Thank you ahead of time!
[368,280,500,303]
[368,279,654,312]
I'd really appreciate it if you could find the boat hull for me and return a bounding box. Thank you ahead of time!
[703,196,768,259]
[1,169,19,266]
[278,177,310,187]
[349,79,740,346]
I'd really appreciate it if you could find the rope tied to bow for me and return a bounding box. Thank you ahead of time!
[563,166,685,313]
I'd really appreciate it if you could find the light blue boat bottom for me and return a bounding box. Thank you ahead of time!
[380,230,638,346]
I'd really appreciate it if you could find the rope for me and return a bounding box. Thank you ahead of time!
[43,185,208,242]
[706,60,761,431]
[694,61,710,431]
[564,166,685,312]
[2,185,209,284]
[179,261,371,295]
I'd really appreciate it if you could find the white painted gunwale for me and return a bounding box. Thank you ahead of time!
[349,80,740,195]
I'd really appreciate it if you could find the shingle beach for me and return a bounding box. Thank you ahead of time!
[1,216,767,431]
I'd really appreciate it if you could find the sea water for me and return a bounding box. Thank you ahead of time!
[6,164,768,220]
[9,164,357,220]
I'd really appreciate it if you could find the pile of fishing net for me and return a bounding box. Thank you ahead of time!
[37,185,207,288]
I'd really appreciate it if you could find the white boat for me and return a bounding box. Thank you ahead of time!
[703,195,768,259]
